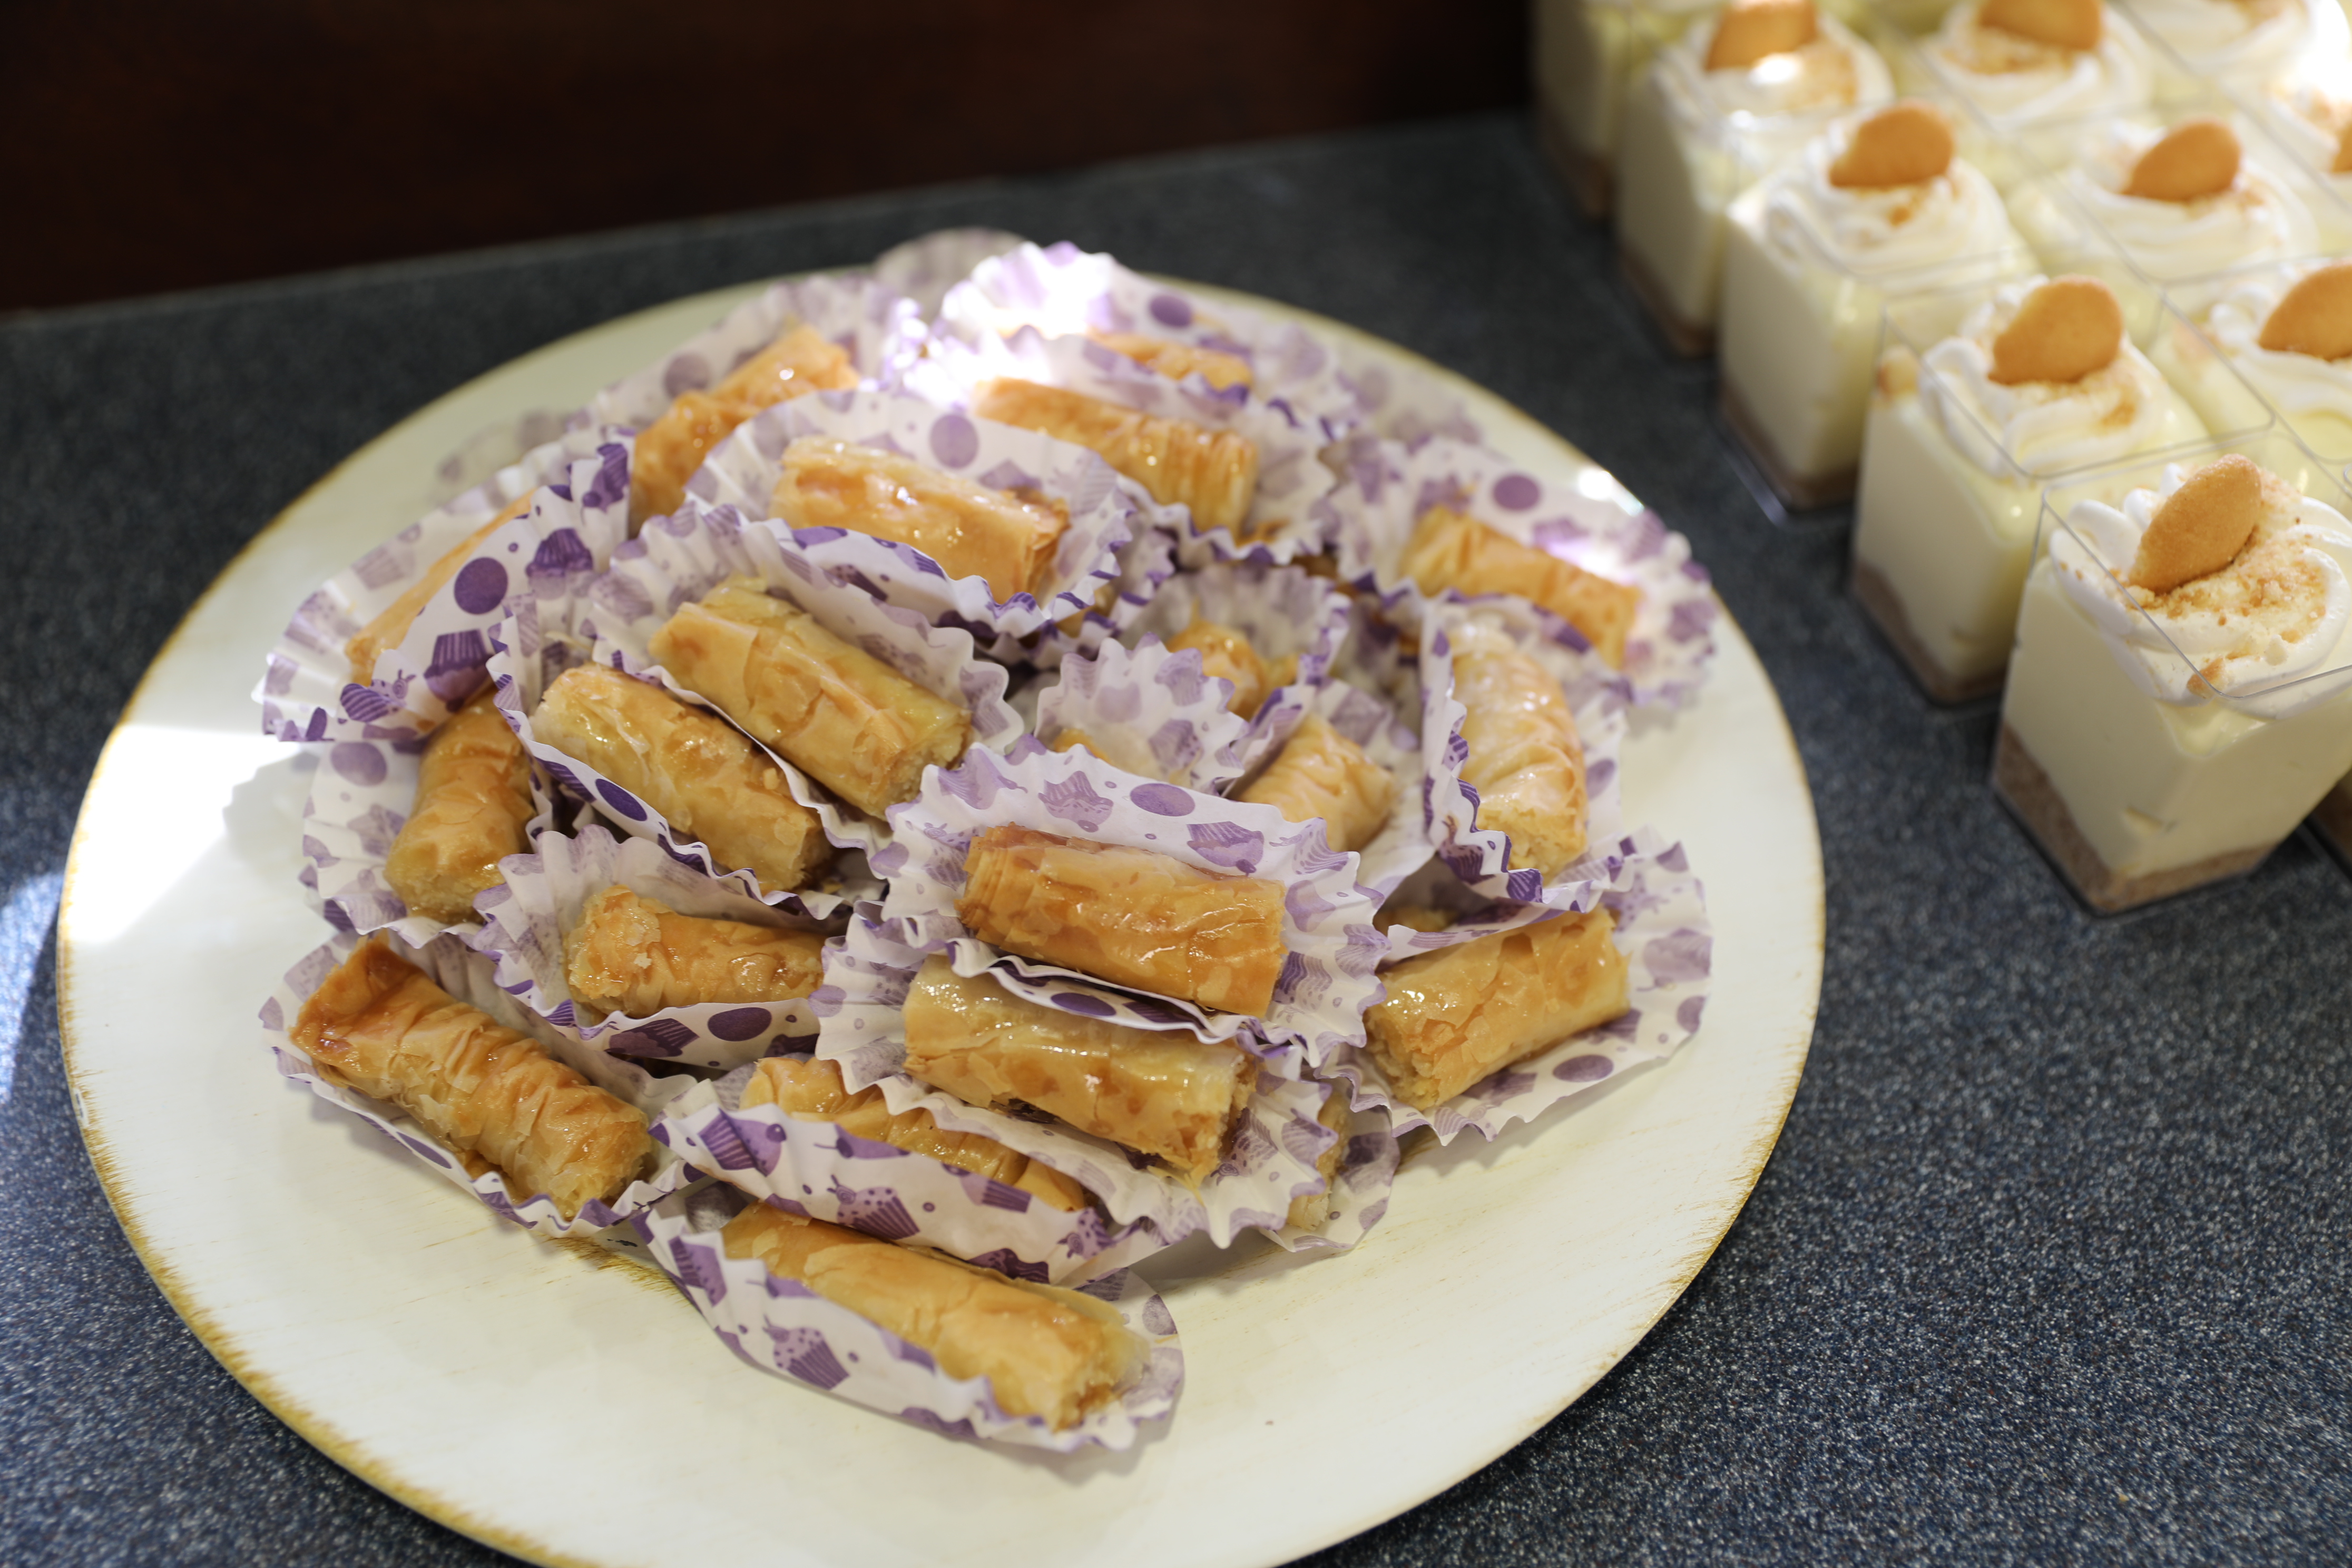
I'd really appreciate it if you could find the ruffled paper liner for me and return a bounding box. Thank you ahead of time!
[932,240,1362,442]
[258,426,633,741]
[565,502,1023,861]
[1260,1081,1402,1256]
[1328,834,1712,1143]
[688,387,1152,651]
[870,228,1032,322]
[1321,346,1485,453]
[812,914,1340,1246]
[901,327,1337,569]
[1328,435,1717,711]
[1278,676,1435,903]
[633,1184,1183,1451]
[868,742,1384,1064]
[1028,637,1252,793]
[577,271,926,433]
[471,824,837,1069]
[1016,517,1183,669]
[257,930,699,1237]
[483,600,879,924]
[655,1062,1167,1285]
[1418,597,1631,909]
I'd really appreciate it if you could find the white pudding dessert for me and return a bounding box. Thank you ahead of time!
[1618,0,1894,351]
[1996,449,2352,908]
[1537,0,1721,213]
[2123,0,2348,93]
[1903,0,2154,185]
[2150,259,2352,465]
[1720,100,2034,506]
[1854,275,2211,699]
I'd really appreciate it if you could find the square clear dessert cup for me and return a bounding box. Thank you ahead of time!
[2231,63,2352,250]
[1993,427,2352,911]
[1536,0,1719,212]
[2144,252,2352,473]
[1853,284,2262,701]
[2120,0,2352,102]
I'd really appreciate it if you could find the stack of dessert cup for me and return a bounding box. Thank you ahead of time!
[250,232,1721,1449]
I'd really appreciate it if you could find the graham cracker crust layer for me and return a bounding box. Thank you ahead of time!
[1850,557,2005,704]
[1537,99,1613,220]
[1719,376,1857,511]
[1992,722,2273,914]
[1618,243,1714,359]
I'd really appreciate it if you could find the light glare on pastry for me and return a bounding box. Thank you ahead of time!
[1978,0,2103,51]
[2257,263,2352,361]
[1827,102,1955,190]
[2121,116,2241,203]
[1452,624,1591,878]
[1706,0,1819,71]
[1988,276,2126,387]
[2125,454,2265,593]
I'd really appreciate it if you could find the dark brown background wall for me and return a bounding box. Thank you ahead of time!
[6,0,1528,312]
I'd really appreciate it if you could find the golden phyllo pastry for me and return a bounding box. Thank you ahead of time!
[346,493,532,687]
[1364,909,1630,1110]
[1401,506,1642,670]
[768,435,1067,603]
[562,885,826,1023]
[1452,625,1589,878]
[1283,1086,1354,1233]
[630,324,856,523]
[901,957,1257,1183]
[1236,714,1394,853]
[972,378,1259,538]
[1088,330,1254,391]
[957,826,1288,1016]
[532,664,831,894]
[648,576,973,817]
[719,1204,1143,1430]
[1164,617,1274,718]
[743,1055,1088,1212]
[383,687,535,925]
[291,936,658,1217]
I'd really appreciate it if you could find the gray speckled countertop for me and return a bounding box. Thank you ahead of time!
[4,113,2347,1566]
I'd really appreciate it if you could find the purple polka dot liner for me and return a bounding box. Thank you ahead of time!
[688,387,1154,653]
[257,425,633,744]
[1025,636,1255,793]
[868,228,1031,323]
[1320,349,1488,455]
[470,825,837,1073]
[257,931,700,1238]
[1324,834,1713,1144]
[654,1060,1167,1287]
[633,1183,1184,1452]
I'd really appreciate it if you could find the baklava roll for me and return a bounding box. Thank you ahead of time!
[720,1204,1142,1430]
[769,436,1066,603]
[1452,625,1589,878]
[532,664,832,894]
[902,958,1256,1183]
[972,378,1259,538]
[957,826,1287,1016]
[1236,714,1394,854]
[1088,331,1253,392]
[1363,909,1629,1110]
[1164,617,1273,718]
[291,936,658,1217]
[647,576,974,818]
[1401,506,1642,670]
[346,493,532,686]
[563,885,826,1023]
[631,325,856,523]
[1283,1086,1354,1233]
[743,1055,1087,1211]
[383,687,536,925]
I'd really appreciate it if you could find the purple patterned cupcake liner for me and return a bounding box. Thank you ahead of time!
[1321,349,1485,454]
[471,824,837,1070]
[1328,834,1712,1143]
[870,228,1032,322]
[258,427,632,742]
[634,1183,1184,1452]
[655,1062,1168,1286]
[257,930,699,1237]
[689,387,1153,651]
[1260,1082,1402,1257]
[1275,675,1435,903]
[1027,636,1252,793]
[1015,517,1182,670]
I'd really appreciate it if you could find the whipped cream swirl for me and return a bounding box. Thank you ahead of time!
[2265,75,2352,177]
[2057,120,2318,282]
[1762,118,2018,273]
[2130,0,2335,85]
[2055,463,2352,713]
[1661,12,1894,123]
[2204,264,2352,424]
[1923,1,2153,124]
[1920,278,2176,477]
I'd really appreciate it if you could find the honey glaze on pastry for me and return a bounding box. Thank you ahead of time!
[742,1056,1089,1211]
[1087,330,1254,391]
[291,936,658,1217]
[562,885,826,1023]
[1364,909,1631,1110]
[901,957,1257,1183]
[346,493,532,687]
[719,1204,1144,1430]
[1399,506,1643,669]
[383,686,536,925]
[971,378,1260,538]
[1452,624,1591,878]
[1235,713,1395,854]
[768,436,1067,603]
[1163,616,1275,717]
[631,325,857,524]
[956,826,1288,1016]
[531,664,832,894]
[648,575,974,817]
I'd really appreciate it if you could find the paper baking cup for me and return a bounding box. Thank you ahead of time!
[871,228,1031,322]
[1322,346,1485,452]
[688,387,1153,650]
[1326,834,1712,1142]
[1013,517,1182,670]
[633,1183,1183,1451]
[259,427,632,742]
[471,824,837,1070]
[1260,1084,1402,1256]
[1278,676,1434,903]
[655,1063,1166,1285]
[1028,637,1253,793]
[258,931,698,1237]
[869,742,1384,1062]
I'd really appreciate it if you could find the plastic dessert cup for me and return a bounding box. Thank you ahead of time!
[2244,63,2352,249]
[1536,0,1718,214]
[2148,256,2352,471]
[2119,0,2351,99]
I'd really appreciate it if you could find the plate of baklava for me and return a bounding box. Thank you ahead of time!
[59,231,1821,1567]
